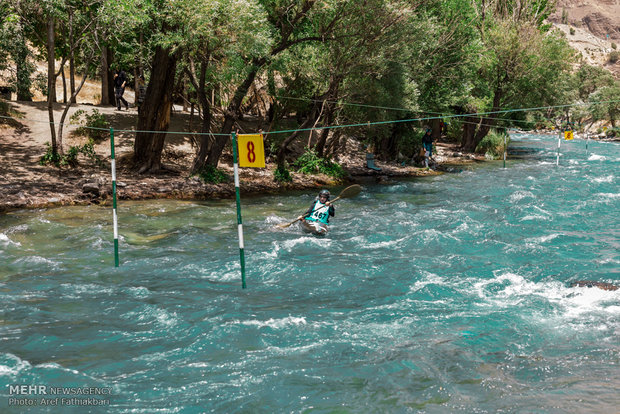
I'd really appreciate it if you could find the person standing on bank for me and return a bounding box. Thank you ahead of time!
[422,127,434,168]
[113,69,129,111]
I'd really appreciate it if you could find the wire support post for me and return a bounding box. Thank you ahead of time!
[231,132,247,289]
[110,128,119,267]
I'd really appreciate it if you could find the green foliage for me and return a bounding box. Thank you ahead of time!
[445,121,464,143]
[396,130,423,158]
[294,148,346,179]
[273,165,292,183]
[605,127,619,137]
[70,109,110,142]
[475,130,509,159]
[561,9,568,24]
[611,43,617,50]
[40,140,101,168]
[569,27,575,35]
[195,165,228,184]
[609,51,619,64]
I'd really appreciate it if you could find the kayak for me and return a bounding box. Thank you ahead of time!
[300,219,328,236]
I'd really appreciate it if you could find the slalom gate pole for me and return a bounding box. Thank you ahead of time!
[503,134,507,168]
[231,132,247,289]
[110,128,119,267]
[556,130,561,166]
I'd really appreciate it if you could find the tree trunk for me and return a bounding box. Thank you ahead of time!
[69,10,76,104]
[470,88,503,151]
[461,116,479,152]
[315,105,334,158]
[100,45,110,105]
[190,59,213,174]
[47,18,59,154]
[15,22,32,101]
[57,64,91,152]
[204,59,265,167]
[133,45,179,173]
[61,62,67,104]
[276,102,321,168]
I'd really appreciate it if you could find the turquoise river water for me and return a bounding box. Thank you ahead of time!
[1,133,619,413]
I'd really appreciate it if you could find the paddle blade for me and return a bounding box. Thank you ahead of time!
[338,184,362,199]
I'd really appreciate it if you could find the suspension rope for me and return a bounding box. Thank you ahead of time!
[1,99,618,137]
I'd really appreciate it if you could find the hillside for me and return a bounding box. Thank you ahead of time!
[549,0,620,77]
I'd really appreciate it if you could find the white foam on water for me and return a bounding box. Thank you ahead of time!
[0,353,31,376]
[593,175,614,183]
[60,283,114,298]
[588,154,606,161]
[361,236,408,249]
[126,286,151,299]
[238,315,307,329]
[281,236,332,251]
[471,272,620,323]
[124,305,179,328]
[0,233,21,248]
[524,233,561,244]
[595,192,620,199]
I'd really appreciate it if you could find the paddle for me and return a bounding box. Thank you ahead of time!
[277,184,362,229]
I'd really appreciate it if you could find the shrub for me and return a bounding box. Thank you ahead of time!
[294,148,346,179]
[70,109,110,142]
[39,141,101,167]
[612,43,617,50]
[609,51,620,64]
[569,27,575,35]
[274,165,292,182]
[396,130,422,158]
[605,127,619,138]
[445,120,464,143]
[475,130,509,159]
[195,165,228,184]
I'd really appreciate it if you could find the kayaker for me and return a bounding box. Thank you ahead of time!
[298,189,335,226]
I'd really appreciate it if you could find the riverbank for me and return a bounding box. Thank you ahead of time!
[0,101,482,213]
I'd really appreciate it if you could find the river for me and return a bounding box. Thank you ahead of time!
[1,133,618,413]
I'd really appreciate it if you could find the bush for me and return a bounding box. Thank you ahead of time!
[475,130,509,159]
[569,27,575,35]
[612,43,617,50]
[195,165,228,183]
[70,109,110,142]
[395,130,422,158]
[445,120,464,143]
[605,127,619,138]
[40,141,101,167]
[294,148,346,179]
[609,51,620,64]
[274,165,292,182]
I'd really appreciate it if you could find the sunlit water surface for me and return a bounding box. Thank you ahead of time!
[1,133,619,413]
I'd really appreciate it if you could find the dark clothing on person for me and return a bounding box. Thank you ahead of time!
[114,70,129,110]
[422,131,433,156]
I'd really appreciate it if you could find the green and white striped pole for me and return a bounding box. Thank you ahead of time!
[556,129,561,166]
[110,128,119,267]
[503,134,507,168]
[231,132,246,289]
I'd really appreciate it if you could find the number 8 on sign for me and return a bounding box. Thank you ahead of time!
[247,141,256,163]
[237,134,265,168]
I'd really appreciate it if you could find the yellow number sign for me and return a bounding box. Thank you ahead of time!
[237,134,265,168]
[564,130,574,140]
